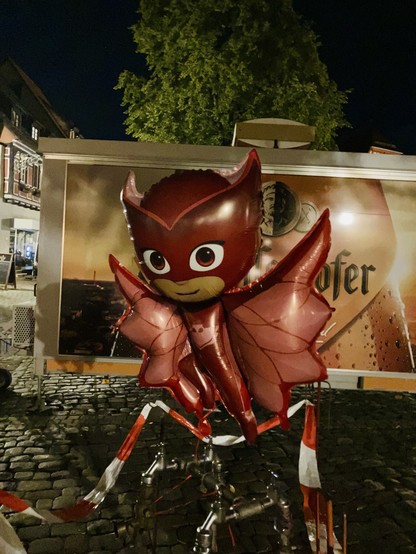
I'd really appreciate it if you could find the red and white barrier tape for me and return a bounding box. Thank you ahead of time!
[299,402,343,553]
[299,402,321,491]
[0,399,306,552]
[0,511,27,554]
[202,399,306,446]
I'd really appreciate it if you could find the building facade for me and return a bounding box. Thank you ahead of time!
[0,57,79,271]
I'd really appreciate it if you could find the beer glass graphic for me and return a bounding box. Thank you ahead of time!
[253,175,415,373]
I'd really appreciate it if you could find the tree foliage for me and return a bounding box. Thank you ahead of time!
[117,0,349,149]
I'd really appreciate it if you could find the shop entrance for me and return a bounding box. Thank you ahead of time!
[9,228,38,274]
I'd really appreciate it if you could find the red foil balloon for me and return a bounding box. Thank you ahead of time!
[110,150,332,442]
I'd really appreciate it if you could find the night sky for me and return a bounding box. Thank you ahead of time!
[1,0,143,141]
[2,1,416,154]
[293,0,416,154]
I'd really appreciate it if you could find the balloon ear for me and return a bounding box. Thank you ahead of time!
[109,254,152,305]
[280,208,331,286]
[122,171,144,208]
[215,149,261,186]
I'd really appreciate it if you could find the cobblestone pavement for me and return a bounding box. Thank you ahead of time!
[0,356,416,553]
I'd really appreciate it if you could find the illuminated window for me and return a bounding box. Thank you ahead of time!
[31,125,39,140]
[11,108,21,128]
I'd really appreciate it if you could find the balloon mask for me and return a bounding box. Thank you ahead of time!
[110,150,332,442]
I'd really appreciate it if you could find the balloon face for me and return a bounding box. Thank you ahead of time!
[111,149,332,442]
[122,152,262,302]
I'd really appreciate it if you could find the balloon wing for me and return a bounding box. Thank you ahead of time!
[109,255,215,433]
[222,209,333,427]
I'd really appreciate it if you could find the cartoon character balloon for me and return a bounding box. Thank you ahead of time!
[110,150,332,442]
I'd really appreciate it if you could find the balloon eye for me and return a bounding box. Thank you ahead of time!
[190,243,224,272]
[197,248,215,267]
[142,249,171,275]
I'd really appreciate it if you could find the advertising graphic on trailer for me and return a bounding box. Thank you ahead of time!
[58,163,416,374]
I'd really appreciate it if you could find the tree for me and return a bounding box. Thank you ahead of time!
[117,0,349,149]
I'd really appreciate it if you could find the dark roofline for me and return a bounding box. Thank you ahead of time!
[1,56,77,138]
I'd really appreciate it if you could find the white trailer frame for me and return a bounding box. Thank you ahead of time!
[35,138,416,390]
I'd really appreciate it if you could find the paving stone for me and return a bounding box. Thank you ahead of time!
[88,533,124,552]
[154,525,178,545]
[149,548,170,554]
[16,480,51,492]
[63,534,89,553]
[171,545,189,554]
[35,498,53,510]
[176,524,197,543]
[51,470,72,479]
[53,478,78,488]
[50,522,87,536]
[248,481,268,494]
[10,461,35,471]
[236,533,257,553]
[363,479,386,491]
[32,454,58,462]
[24,447,47,455]
[27,537,64,554]
[52,495,75,509]
[50,444,71,454]
[24,489,59,500]
[17,525,50,541]
[253,533,273,552]
[33,472,51,480]
[9,450,31,462]
[87,519,115,534]
[38,460,65,470]
[62,486,81,497]
[4,442,18,449]
[18,440,36,447]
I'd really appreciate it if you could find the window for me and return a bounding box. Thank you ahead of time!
[11,108,21,128]
[31,125,39,140]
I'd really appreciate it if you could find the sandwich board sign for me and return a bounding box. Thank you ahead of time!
[0,253,16,289]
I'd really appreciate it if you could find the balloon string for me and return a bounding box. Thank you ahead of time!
[228,523,237,547]
[151,474,193,506]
